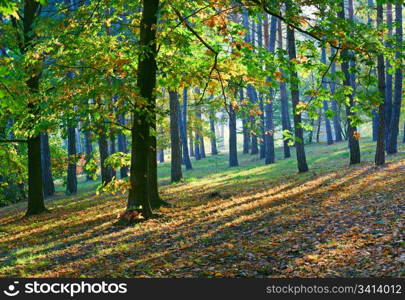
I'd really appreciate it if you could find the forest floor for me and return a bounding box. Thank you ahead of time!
[0,138,404,277]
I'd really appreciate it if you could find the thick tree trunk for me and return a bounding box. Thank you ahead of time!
[375,3,386,166]
[126,0,159,219]
[23,1,46,216]
[229,102,238,167]
[277,18,292,158]
[169,91,183,183]
[40,133,55,197]
[321,48,334,145]
[386,1,403,154]
[286,9,309,173]
[66,127,77,195]
[27,134,46,215]
[338,1,361,165]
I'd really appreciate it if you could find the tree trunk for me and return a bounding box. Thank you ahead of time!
[229,101,239,167]
[83,130,94,181]
[240,89,250,154]
[384,3,393,147]
[189,133,194,157]
[257,17,266,160]
[286,7,309,173]
[180,87,192,169]
[126,0,159,219]
[264,14,277,165]
[109,133,116,178]
[321,48,334,145]
[40,133,55,197]
[247,85,259,155]
[117,114,129,178]
[386,1,402,154]
[329,48,343,142]
[98,133,112,185]
[169,91,183,183]
[23,1,46,216]
[338,0,361,165]
[277,18,292,158]
[209,112,218,155]
[66,127,77,195]
[375,3,386,166]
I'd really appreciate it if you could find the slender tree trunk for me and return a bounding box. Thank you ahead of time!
[338,0,361,165]
[209,112,218,155]
[169,91,183,183]
[240,89,250,154]
[109,134,116,178]
[387,1,402,154]
[329,48,343,142]
[321,48,334,145]
[384,3,393,147]
[277,18,291,158]
[117,114,129,178]
[247,85,259,155]
[40,133,55,197]
[180,87,192,169]
[83,130,94,181]
[189,133,194,157]
[229,101,238,167]
[286,6,309,173]
[98,133,112,185]
[66,127,77,195]
[264,14,277,165]
[257,16,266,160]
[194,131,201,160]
[375,3,386,166]
[159,149,164,163]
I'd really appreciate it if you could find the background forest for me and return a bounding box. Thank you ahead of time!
[0,0,403,278]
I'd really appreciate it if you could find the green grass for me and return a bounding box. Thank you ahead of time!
[0,136,404,277]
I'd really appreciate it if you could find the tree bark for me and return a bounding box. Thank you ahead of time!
[180,87,192,169]
[229,101,239,167]
[277,18,292,158]
[338,0,361,165]
[209,112,218,155]
[169,91,183,183]
[126,0,159,218]
[386,1,403,154]
[40,133,55,197]
[375,3,386,166]
[83,130,94,181]
[329,48,343,142]
[66,126,77,195]
[321,48,334,145]
[286,6,309,173]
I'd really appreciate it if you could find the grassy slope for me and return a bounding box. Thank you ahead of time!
[0,138,404,277]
